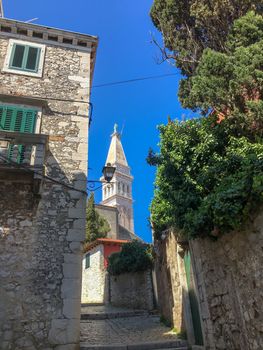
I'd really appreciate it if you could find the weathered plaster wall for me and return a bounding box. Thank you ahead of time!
[0,32,93,350]
[110,270,154,310]
[190,211,263,350]
[81,245,108,304]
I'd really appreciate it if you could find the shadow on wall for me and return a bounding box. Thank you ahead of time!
[0,149,86,348]
[154,232,202,345]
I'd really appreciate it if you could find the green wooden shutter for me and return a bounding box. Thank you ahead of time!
[10,44,41,73]
[0,105,37,163]
[0,105,37,133]
[184,251,204,346]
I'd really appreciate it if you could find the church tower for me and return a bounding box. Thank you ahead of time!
[101,124,134,232]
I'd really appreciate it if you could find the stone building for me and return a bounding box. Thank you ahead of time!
[0,18,98,350]
[81,238,128,304]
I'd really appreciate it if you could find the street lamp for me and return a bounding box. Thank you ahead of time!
[87,163,116,192]
[102,163,116,183]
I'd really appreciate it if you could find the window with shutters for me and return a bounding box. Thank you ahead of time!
[0,104,37,163]
[3,39,45,77]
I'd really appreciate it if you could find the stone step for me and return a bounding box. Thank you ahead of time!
[81,309,155,320]
[80,340,188,350]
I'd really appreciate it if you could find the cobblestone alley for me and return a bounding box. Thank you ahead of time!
[80,305,188,349]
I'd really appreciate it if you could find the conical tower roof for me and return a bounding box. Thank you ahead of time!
[105,124,128,167]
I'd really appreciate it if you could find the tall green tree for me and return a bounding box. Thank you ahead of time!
[148,9,263,239]
[150,0,262,76]
[85,193,110,243]
[179,11,263,136]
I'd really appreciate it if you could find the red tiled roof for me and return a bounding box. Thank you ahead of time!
[83,238,128,253]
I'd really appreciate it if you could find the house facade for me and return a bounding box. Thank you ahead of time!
[0,18,97,350]
[81,238,128,304]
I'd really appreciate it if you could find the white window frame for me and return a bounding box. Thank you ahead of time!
[2,39,46,78]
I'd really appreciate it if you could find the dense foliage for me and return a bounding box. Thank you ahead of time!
[85,193,110,243]
[180,11,263,129]
[148,117,263,239]
[150,1,262,100]
[148,9,263,240]
[107,241,153,275]
[150,0,262,74]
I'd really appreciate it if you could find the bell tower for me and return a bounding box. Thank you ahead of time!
[101,124,134,232]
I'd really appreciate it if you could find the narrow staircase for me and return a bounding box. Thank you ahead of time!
[80,305,189,350]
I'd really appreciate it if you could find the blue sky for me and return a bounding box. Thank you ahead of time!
[5,0,191,242]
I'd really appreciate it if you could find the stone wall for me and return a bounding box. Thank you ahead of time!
[109,270,154,310]
[190,211,263,350]
[154,232,194,342]
[0,23,96,350]
[81,245,108,304]
[154,232,183,329]
[154,211,263,350]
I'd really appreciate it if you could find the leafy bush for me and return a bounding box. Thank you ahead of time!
[107,240,154,275]
[148,116,263,240]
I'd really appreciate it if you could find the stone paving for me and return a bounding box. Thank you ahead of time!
[81,304,145,315]
[80,305,180,347]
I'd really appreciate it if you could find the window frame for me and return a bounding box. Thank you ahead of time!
[0,102,42,164]
[85,253,90,269]
[3,39,46,78]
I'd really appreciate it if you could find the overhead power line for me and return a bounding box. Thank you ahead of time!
[93,73,179,88]
[0,154,106,195]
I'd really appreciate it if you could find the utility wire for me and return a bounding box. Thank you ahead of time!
[0,153,106,195]
[93,72,179,88]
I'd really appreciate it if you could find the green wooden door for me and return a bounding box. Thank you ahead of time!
[0,105,37,163]
[184,250,204,345]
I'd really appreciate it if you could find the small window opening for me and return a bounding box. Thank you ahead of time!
[33,32,43,39]
[77,40,87,47]
[63,38,73,44]
[85,254,90,269]
[17,28,28,36]
[48,35,58,42]
[1,26,11,33]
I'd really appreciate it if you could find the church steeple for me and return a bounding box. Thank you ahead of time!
[101,124,134,232]
[105,124,128,167]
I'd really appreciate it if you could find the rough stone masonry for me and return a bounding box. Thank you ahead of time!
[0,18,98,350]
